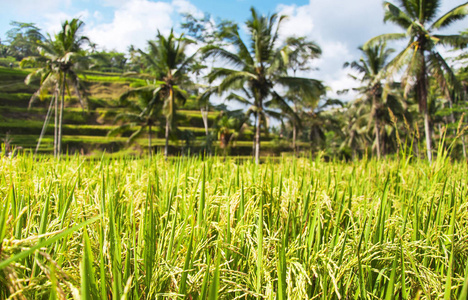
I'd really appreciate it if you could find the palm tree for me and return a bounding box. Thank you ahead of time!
[214,111,246,157]
[224,89,280,160]
[284,36,322,153]
[366,0,468,162]
[109,81,163,155]
[22,18,89,158]
[203,7,325,164]
[344,43,395,159]
[341,101,372,159]
[305,99,344,153]
[136,30,194,158]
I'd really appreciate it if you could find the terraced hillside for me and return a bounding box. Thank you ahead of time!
[0,67,295,156]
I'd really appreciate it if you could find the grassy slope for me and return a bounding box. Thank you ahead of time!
[0,67,289,156]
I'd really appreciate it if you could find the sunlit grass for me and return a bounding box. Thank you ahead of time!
[0,153,467,299]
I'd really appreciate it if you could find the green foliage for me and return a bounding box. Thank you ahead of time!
[0,56,18,68]
[5,21,44,60]
[365,0,468,162]
[203,7,325,163]
[0,154,467,299]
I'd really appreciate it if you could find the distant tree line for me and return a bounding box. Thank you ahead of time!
[2,0,468,163]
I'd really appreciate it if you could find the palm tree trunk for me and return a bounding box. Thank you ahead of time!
[148,124,152,157]
[165,118,170,160]
[373,95,381,160]
[255,115,261,165]
[58,73,66,158]
[253,112,257,161]
[36,92,55,157]
[201,107,210,155]
[292,120,297,155]
[419,50,432,163]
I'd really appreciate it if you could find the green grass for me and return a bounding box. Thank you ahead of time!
[0,154,467,299]
[0,67,31,77]
[79,73,145,84]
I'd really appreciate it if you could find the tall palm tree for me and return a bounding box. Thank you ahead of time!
[344,43,395,159]
[203,7,325,164]
[366,0,468,162]
[305,98,344,153]
[109,81,163,155]
[22,18,89,158]
[136,30,194,158]
[341,100,372,159]
[284,36,322,153]
[214,111,246,157]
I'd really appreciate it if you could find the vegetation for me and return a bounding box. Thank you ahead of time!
[0,2,468,299]
[365,0,468,162]
[127,30,195,158]
[0,3,467,161]
[1,153,468,299]
[21,18,90,158]
[203,8,325,164]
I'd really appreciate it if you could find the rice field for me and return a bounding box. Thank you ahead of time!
[0,152,467,299]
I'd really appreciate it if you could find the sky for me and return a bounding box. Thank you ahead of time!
[0,0,466,102]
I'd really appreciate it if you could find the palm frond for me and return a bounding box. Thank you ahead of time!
[427,51,464,101]
[385,43,417,81]
[432,34,468,48]
[225,93,253,106]
[277,76,325,103]
[383,2,414,29]
[219,72,255,93]
[202,45,247,70]
[431,3,468,30]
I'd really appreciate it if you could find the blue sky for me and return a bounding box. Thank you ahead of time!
[0,0,466,100]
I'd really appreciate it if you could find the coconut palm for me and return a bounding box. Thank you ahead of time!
[109,81,163,155]
[305,98,344,152]
[214,111,246,157]
[366,0,468,162]
[344,42,395,159]
[135,30,194,158]
[203,7,325,164]
[341,101,372,159]
[22,18,89,158]
[224,89,281,160]
[284,36,322,153]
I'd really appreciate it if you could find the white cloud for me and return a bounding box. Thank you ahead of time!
[83,0,204,52]
[42,10,91,36]
[85,0,175,52]
[275,0,467,102]
[98,0,128,7]
[277,4,314,39]
[275,0,394,101]
[93,11,103,21]
[172,0,203,18]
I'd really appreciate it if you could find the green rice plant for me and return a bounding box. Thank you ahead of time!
[0,154,467,299]
[81,227,99,300]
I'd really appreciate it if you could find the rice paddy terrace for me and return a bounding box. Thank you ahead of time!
[0,67,294,157]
